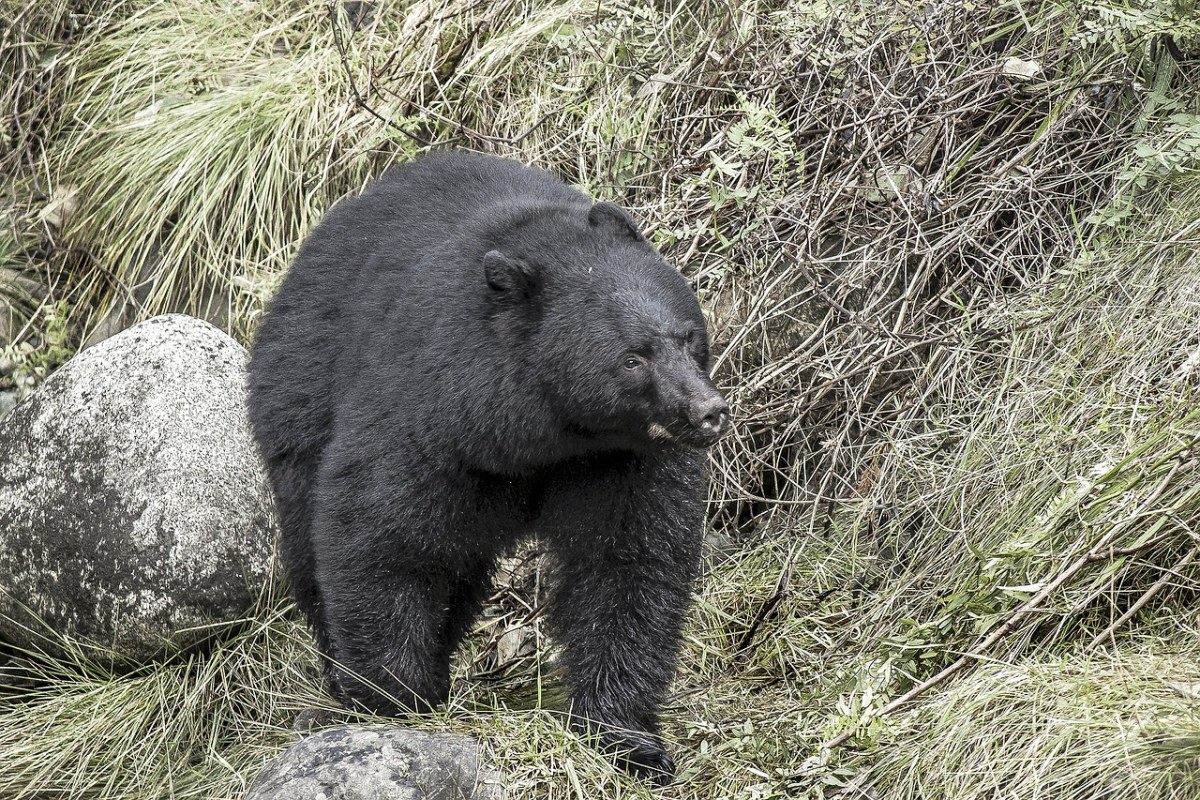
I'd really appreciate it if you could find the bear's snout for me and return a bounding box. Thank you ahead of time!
[688,395,729,435]
[686,393,730,444]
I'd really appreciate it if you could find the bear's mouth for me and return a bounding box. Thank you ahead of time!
[648,420,725,449]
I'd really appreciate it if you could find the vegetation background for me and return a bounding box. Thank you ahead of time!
[3,0,1200,798]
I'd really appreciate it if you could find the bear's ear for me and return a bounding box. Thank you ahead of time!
[588,201,645,242]
[484,250,539,302]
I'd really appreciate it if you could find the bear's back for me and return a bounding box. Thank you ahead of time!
[266,153,588,325]
[373,152,587,222]
[248,154,591,466]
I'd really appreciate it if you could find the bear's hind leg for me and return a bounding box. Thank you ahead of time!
[266,450,326,623]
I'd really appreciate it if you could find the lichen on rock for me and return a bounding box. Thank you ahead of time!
[0,314,277,663]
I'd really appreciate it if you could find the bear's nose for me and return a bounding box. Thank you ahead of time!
[689,396,730,438]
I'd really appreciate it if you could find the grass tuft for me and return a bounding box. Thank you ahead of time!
[0,602,320,799]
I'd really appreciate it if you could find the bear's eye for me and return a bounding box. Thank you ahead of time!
[685,330,697,344]
[623,355,645,371]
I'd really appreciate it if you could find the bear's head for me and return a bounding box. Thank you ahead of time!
[483,201,729,453]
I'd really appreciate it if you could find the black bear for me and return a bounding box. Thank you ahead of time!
[247,152,728,783]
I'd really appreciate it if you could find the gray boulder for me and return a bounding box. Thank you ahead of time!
[247,726,506,800]
[0,314,276,662]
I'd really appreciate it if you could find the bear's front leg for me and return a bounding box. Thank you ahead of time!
[316,547,458,715]
[309,457,488,716]
[540,449,706,785]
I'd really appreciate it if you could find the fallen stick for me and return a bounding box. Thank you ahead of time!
[1085,544,1199,653]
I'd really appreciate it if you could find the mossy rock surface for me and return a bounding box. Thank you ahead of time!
[0,314,276,662]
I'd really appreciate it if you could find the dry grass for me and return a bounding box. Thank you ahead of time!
[0,604,318,799]
[868,633,1200,799]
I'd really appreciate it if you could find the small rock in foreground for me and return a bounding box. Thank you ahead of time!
[247,726,506,800]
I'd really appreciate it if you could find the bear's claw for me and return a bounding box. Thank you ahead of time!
[601,730,676,786]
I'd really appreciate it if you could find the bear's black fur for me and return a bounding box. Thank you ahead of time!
[247,152,728,784]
